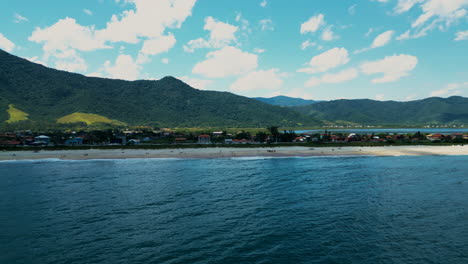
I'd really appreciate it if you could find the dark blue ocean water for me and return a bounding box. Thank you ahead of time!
[1,156,468,264]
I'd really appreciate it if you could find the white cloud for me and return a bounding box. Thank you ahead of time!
[161,58,169,64]
[412,0,468,28]
[301,40,316,50]
[0,33,15,52]
[356,30,394,54]
[305,68,359,87]
[321,27,338,41]
[104,54,140,80]
[430,82,468,97]
[375,94,385,101]
[365,28,374,37]
[179,76,213,90]
[259,19,274,31]
[394,0,425,13]
[29,17,110,57]
[361,54,418,83]
[405,93,418,101]
[371,30,394,48]
[298,47,350,74]
[14,13,28,23]
[230,69,284,95]
[97,0,196,43]
[253,48,266,53]
[348,4,357,15]
[260,0,267,8]
[83,9,93,15]
[192,46,258,78]
[138,33,176,63]
[301,14,325,34]
[455,30,468,40]
[184,16,238,52]
[54,54,88,72]
[394,0,468,39]
[25,56,47,66]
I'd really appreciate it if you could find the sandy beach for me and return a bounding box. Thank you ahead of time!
[1,145,468,161]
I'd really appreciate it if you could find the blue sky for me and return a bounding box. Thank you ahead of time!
[0,0,467,101]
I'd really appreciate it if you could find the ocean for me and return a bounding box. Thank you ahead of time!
[1,156,468,263]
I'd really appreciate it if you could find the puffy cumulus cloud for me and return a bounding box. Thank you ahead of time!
[138,33,176,63]
[0,33,15,52]
[97,0,196,43]
[103,54,140,80]
[301,14,325,34]
[430,82,468,97]
[394,0,468,40]
[298,47,350,74]
[192,46,258,78]
[229,69,284,95]
[178,76,213,90]
[260,0,267,8]
[361,54,418,83]
[259,19,274,31]
[321,27,338,41]
[355,30,394,53]
[29,17,109,56]
[455,30,468,40]
[184,16,238,52]
[304,68,359,87]
[53,49,88,72]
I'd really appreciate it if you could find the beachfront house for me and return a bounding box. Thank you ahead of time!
[198,134,211,144]
[34,135,51,145]
[65,137,83,146]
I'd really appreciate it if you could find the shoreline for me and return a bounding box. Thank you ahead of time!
[1,145,468,161]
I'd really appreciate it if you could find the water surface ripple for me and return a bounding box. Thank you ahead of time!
[1,156,468,263]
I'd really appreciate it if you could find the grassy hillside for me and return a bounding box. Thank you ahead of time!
[293,97,468,125]
[0,49,319,128]
[6,104,29,123]
[57,113,126,126]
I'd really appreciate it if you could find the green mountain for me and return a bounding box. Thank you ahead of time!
[0,49,318,128]
[253,96,320,107]
[293,97,468,125]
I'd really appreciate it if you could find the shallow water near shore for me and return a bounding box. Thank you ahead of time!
[1,156,468,263]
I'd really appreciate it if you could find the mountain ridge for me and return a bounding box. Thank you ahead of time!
[0,49,318,128]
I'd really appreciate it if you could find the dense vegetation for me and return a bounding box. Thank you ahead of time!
[0,49,318,128]
[253,96,319,107]
[293,97,468,125]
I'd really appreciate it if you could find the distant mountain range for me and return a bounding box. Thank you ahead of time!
[292,97,468,125]
[253,96,320,107]
[1,49,467,128]
[0,49,317,127]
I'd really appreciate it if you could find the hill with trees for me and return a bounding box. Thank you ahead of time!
[0,49,318,128]
[253,96,320,107]
[293,97,468,125]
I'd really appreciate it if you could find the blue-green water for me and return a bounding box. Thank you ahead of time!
[1,156,468,264]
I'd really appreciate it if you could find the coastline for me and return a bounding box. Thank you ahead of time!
[1,145,468,161]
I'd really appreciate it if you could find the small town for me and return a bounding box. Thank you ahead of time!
[1,127,467,147]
